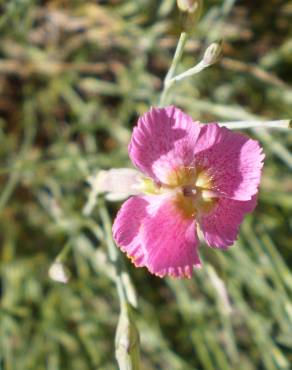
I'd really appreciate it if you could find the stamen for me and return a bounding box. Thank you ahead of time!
[168,166,218,218]
[183,186,196,197]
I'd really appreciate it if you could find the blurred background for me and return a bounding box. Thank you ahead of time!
[0,0,292,369]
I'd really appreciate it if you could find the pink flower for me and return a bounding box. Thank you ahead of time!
[112,106,264,278]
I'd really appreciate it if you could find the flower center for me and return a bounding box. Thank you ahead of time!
[171,167,218,218]
[141,166,218,219]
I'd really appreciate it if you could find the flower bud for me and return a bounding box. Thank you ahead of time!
[115,306,140,370]
[49,261,70,283]
[203,41,222,66]
[177,0,203,32]
[177,0,202,13]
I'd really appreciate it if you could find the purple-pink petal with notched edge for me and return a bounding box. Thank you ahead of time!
[112,196,148,268]
[199,195,257,248]
[194,124,265,201]
[142,196,201,278]
[112,194,201,278]
[128,105,201,184]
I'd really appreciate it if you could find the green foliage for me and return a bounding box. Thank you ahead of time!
[0,0,292,369]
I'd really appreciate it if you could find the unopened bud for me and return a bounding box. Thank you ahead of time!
[115,306,140,370]
[177,0,203,31]
[177,0,202,13]
[203,41,222,66]
[49,261,70,283]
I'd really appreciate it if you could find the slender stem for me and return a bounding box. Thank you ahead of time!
[55,241,72,263]
[165,32,188,81]
[217,119,291,130]
[169,60,207,83]
[159,32,188,106]
[99,202,140,369]
[82,189,98,216]
[83,196,135,309]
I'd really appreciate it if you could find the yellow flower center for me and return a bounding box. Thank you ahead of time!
[140,166,218,219]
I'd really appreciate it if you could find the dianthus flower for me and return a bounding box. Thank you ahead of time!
[110,106,264,278]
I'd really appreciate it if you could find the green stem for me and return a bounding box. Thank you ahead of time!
[159,32,188,107]
[169,60,207,84]
[99,202,127,308]
[99,202,140,370]
[55,241,72,263]
[218,119,291,130]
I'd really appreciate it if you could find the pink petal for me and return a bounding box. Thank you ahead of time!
[113,194,201,278]
[112,196,148,267]
[199,196,257,248]
[194,124,264,201]
[129,106,201,183]
[142,196,201,278]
